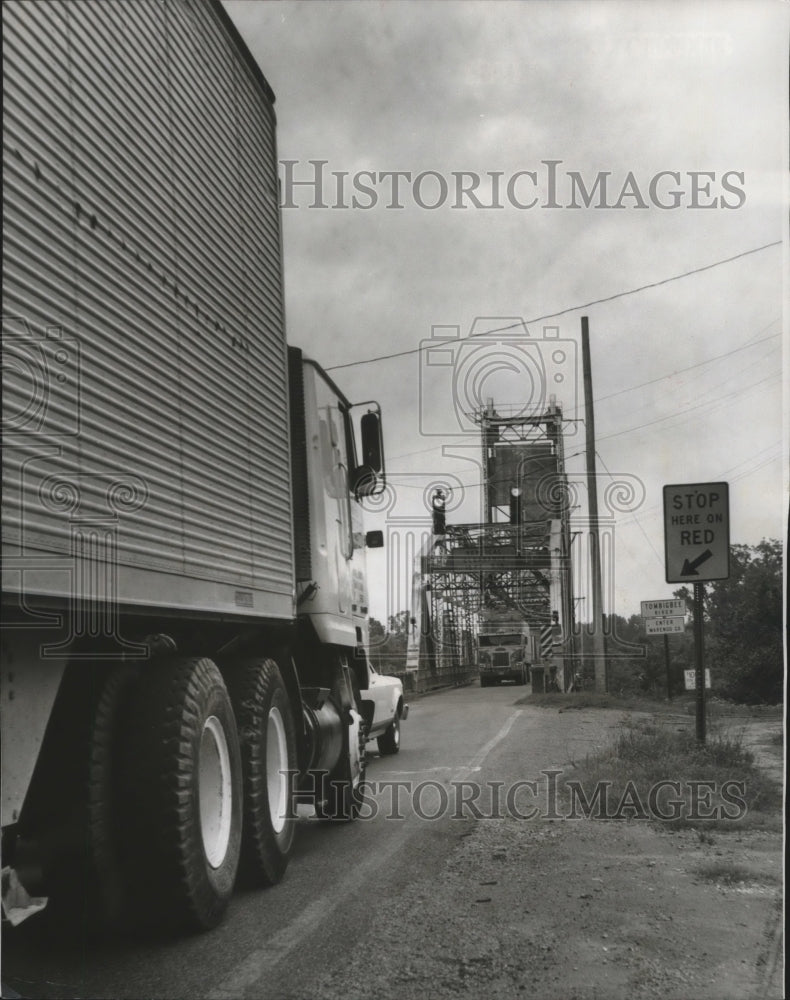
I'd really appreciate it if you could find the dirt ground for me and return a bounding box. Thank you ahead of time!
[316,707,784,1000]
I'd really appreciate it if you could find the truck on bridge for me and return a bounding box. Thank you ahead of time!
[477,610,538,687]
[2,0,390,935]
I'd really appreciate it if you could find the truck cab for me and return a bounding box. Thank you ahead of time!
[288,351,382,658]
[478,619,532,687]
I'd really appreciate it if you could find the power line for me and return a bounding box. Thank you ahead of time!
[596,451,664,567]
[387,368,777,486]
[325,240,781,371]
[596,372,779,444]
[386,325,779,465]
[589,331,779,408]
[609,442,782,530]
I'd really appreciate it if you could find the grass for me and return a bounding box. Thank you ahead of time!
[558,719,783,832]
[520,690,785,720]
[517,691,681,713]
[694,861,780,886]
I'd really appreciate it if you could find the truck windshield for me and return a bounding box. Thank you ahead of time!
[479,634,521,646]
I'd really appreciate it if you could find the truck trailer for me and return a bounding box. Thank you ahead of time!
[2,0,386,933]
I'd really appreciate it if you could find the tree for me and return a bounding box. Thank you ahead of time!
[369,617,387,645]
[674,539,782,704]
[367,612,411,674]
[604,613,693,698]
[387,611,411,644]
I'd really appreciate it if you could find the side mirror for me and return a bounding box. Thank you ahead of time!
[360,410,383,473]
[365,530,384,548]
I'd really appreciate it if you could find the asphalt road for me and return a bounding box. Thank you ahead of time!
[2,684,625,1000]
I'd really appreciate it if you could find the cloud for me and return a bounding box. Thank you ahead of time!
[224,0,787,618]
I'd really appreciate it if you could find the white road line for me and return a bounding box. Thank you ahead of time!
[385,767,457,775]
[458,709,523,779]
[205,830,412,999]
[205,709,523,998]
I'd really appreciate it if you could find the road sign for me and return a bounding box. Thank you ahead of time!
[641,599,685,619]
[645,616,685,635]
[684,669,711,690]
[663,482,729,584]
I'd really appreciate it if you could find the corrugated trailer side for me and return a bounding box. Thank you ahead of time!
[2,0,293,622]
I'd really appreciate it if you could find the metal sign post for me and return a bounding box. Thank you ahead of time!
[664,633,672,701]
[693,582,705,742]
[663,483,730,743]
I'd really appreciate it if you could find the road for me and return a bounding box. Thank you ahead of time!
[2,685,626,999]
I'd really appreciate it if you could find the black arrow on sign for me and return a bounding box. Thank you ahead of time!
[681,549,713,576]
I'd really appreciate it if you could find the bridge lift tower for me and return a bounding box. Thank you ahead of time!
[408,399,578,691]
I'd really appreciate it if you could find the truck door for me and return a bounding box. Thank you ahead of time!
[317,400,353,614]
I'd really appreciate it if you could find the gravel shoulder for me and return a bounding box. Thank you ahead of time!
[317,706,784,1000]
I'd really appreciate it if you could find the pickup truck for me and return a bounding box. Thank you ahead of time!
[364,667,408,755]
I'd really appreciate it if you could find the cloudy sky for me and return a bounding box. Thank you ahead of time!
[225,0,786,623]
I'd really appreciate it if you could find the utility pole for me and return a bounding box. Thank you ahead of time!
[581,316,606,693]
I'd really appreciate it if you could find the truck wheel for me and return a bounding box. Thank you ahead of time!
[46,664,139,934]
[317,707,365,822]
[224,659,296,886]
[480,676,489,688]
[122,657,242,932]
[377,714,400,755]
[85,664,139,927]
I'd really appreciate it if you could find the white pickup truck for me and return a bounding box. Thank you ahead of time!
[364,668,408,755]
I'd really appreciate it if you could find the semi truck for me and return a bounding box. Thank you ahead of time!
[2,0,386,934]
[477,611,535,686]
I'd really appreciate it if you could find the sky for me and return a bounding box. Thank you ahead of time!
[224,0,787,624]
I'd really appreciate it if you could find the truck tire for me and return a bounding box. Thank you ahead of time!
[480,676,490,688]
[85,664,139,928]
[224,659,296,886]
[377,714,401,755]
[46,664,139,935]
[122,657,242,932]
[317,704,366,822]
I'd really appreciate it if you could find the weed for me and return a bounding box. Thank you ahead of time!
[695,863,754,885]
[694,862,780,886]
[559,721,783,832]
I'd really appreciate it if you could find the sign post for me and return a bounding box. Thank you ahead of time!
[664,633,672,701]
[663,483,730,743]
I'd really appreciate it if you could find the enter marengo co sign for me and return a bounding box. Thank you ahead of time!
[645,617,685,635]
[663,482,730,584]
